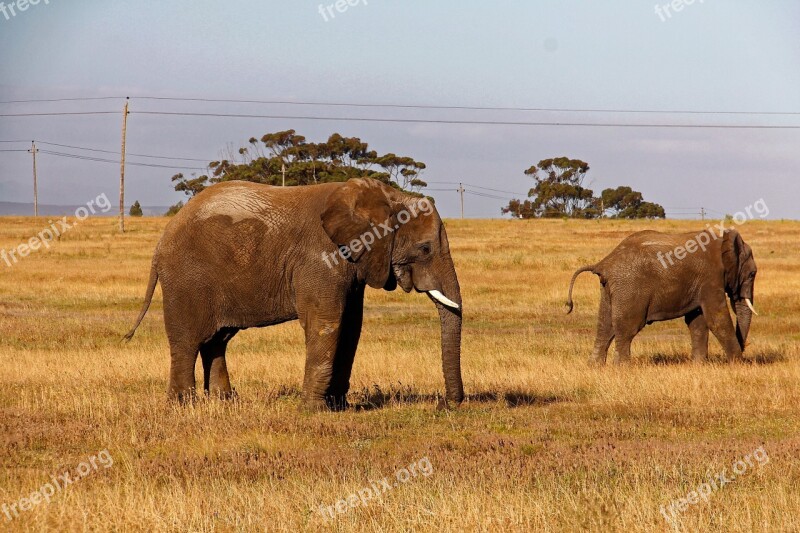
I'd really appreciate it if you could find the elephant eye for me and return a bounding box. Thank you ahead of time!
[419,243,432,256]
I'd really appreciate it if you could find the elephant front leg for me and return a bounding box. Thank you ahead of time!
[298,302,346,412]
[684,311,709,362]
[301,334,340,411]
[701,297,742,362]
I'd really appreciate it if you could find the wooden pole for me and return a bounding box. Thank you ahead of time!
[119,98,129,233]
[29,141,39,217]
[457,183,465,219]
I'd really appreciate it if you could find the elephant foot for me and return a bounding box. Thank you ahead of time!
[300,397,330,413]
[587,357,606,368]
[325,395,350,412]
[207,388,238,401]
[169,388,198,405]
[436,397,462,411]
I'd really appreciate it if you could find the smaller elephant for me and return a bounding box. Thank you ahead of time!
[566,228,758,364]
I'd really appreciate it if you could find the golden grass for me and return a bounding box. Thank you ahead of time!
[1,215,799,532]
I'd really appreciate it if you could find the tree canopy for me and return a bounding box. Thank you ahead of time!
[171,130,427,200]
[502,157,665,219]
[600,186,666,219]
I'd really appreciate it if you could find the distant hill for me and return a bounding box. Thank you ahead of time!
[0,202,170,217]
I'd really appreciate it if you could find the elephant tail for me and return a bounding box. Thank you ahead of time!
[123,259,159,342]
[566,265,596,314]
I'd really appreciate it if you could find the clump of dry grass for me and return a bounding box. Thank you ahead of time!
[1,216,798,532]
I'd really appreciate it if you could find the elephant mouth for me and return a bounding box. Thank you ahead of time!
[391,264,460,310]
[392,264,414,293]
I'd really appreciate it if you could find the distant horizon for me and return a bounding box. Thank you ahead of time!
[1,200,794,222]
[0,201,169,217]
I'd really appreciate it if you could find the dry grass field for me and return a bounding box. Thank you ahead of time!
[1,215,799,532]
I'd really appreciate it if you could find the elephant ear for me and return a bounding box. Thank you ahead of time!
[721,229,745,294]
[321,179,400,289]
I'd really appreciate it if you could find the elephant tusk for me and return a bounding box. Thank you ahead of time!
[745,298,758,316]
[428,290,460,310]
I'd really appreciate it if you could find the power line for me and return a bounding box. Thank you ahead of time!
[4,95,798,116]
[0,149,28,152]
[0,139,212,163]
[37,149,207,170]
[3,109,799,129]
[135,96,800,116]
[469,184,528,196]
[464,190,512,201]
[130,111,800,129]
[0,111,118,117]
[428,181,527,196]
[36,141,210,162]
[0,97,124,104]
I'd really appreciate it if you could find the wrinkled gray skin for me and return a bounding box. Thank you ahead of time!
[567,229,757,364]
[125,178,464,411]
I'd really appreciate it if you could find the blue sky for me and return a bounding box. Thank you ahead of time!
[1,0,798,218]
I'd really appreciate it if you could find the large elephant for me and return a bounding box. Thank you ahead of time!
[124,178,464,411]
[566,228,758,364]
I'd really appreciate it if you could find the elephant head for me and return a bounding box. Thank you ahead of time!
[722,229,758,351]
[321,179,464,407]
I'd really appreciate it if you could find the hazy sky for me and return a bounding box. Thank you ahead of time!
[1,0,798,218]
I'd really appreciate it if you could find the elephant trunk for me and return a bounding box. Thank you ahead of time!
[734,299,753,352]
[432,258,464,408]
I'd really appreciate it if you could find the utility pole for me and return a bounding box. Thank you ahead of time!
[457,183,465,219]
[119,97,129,233]
[281,162,286,186]
[28,141,38,217]
[700,207,706,221]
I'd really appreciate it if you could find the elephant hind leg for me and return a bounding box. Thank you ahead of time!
[168,341,201,404]
[685,310,709,362]
[589,286,614,366]
[613,335,636,365]
[612,310,646,366]
[200,328,238,400]
[298,304,344,412]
